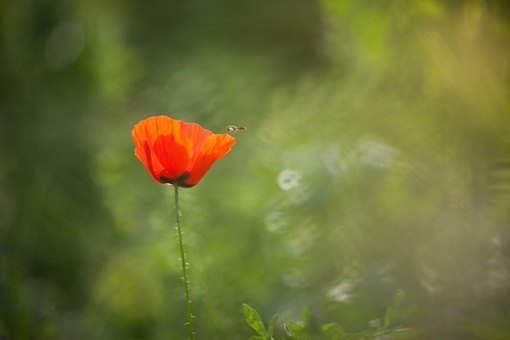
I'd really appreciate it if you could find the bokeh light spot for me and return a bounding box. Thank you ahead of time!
[357,138,399,168]
[265,211,287,233]
[45,21,85,70]
[277,169,301,191]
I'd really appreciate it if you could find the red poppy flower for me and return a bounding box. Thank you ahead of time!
[132,115,236,187]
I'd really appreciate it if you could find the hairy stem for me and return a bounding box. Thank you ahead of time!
[174,185,194,340]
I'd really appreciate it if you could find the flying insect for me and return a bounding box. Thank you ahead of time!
[226,125,247,133]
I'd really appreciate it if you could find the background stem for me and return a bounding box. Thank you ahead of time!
[174,185,194,340]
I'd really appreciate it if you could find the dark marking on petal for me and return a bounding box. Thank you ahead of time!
[160,171,193,187]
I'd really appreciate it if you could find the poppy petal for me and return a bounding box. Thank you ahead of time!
[153,133,191,181]
[184,133,236,186]
[180,121,213,156]
[132,115,236,187]
[132,124,167,183]
[132,116,191,183]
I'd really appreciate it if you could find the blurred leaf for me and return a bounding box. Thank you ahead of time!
[321,322,345,339]
[268,314,278,337]
[284,323,293,337]
[243,304,270,339]
[301,308,311,328]
[382,289,416,331]
[288,320,307,339]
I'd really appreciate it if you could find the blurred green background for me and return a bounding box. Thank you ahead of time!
[2,0,510,339]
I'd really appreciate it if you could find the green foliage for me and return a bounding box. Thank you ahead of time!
[244,290,418,339]
[243,304,277,340]
[2,0,510,339]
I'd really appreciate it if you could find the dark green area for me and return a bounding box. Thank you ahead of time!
[2,0,510,339]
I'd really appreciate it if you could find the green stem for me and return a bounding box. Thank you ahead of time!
[174,185,194,340]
